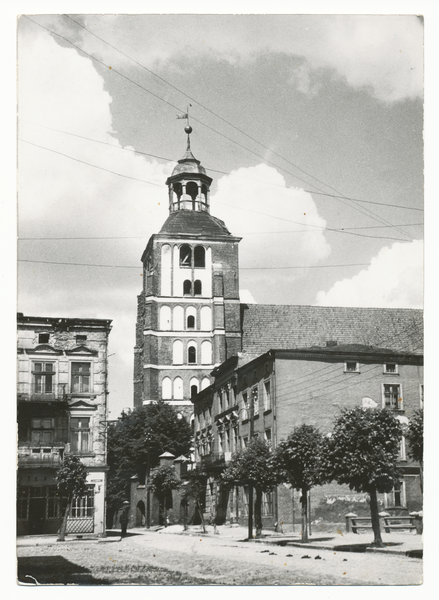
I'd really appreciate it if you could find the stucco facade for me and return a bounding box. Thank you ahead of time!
[17,314,112,536]
[192,344,423,530]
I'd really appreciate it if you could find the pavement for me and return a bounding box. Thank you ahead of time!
[16,523,423,558]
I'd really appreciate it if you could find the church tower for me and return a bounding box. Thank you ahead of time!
[133,125,242,419]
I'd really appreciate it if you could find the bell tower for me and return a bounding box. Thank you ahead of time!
[134,126,242,419]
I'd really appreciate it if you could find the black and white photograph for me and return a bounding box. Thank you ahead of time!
[13,4,428,588]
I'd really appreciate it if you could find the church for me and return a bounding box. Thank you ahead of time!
[131,125,423,529]
[133,125,422,417]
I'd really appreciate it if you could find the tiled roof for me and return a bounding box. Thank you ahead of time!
[159,210,233,237]
[241,304,423,355]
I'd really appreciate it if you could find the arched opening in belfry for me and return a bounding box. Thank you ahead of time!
[183,280,192,296]
[186,182,198,209]
[194,246,205,268]
[180,245,192,267]
[173,182,182,200]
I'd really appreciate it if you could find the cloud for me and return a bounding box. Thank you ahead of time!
[73,14,423,103]
[315,240,423,309]
[17,24,173,417]
[212,164,331,303]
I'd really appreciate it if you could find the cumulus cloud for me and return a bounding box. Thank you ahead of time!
[315,240,423,309]
[73,14,423,103]
[17,24,171,416]
[212,164,331,302]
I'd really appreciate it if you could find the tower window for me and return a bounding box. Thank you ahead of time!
[187,315,195,329]
[194,280,202,295]
[183,280,192,295]
[188,345,197,364]
[180,245,192,267]
[191,385,198,399]
[194,246,205,268]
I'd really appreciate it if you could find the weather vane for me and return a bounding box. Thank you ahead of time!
[177,105,193,148]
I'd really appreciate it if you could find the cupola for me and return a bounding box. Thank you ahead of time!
[165,125,213,213]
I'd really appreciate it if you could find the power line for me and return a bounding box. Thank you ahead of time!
[24,16,421,240]
[19,137,415,243]
[22,119,424,213]
[62,14,424,226]
[18,258,421,270]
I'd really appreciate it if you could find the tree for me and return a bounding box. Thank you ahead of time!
[106,402,192,526]
[147,464,181,526]
[321,407,402,547]
[222,437,277,538]
[406,409,423,492]
[273,424,324,542]
[55,454,89,542]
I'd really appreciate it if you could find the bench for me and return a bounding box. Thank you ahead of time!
[346,513,419,534]
[383,516,417,533]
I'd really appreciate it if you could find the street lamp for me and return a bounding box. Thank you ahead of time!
[145,430,152,528]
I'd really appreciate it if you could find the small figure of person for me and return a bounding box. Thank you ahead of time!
[119,501,130,540]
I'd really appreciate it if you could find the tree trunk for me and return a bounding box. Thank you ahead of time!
[255,488,263,537]
[301,488,309,543]
[247,486,253,539]
[58,495,72,542]
[196,497,206,533]
[369,487,384,547]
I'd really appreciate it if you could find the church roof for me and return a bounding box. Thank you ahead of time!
[159,210,234,238]
[240,304,423,355]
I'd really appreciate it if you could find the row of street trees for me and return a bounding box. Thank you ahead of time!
[222,407,423,547]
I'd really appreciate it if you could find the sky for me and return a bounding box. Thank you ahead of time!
[15,11,425,419]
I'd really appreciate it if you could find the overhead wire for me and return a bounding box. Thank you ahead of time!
[24,16,421,241]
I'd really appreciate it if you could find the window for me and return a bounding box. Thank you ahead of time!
[399,436,406,461]
[187,315,195,329]
[70,417,91,453]
[76,335,87,344]
[190,377,199,399]
[384,481,406,508]
[194,280,202,295]
[160,306,171,330]
[38,333,49,344]
[264,380,271,411]
[71,362,91,393]
[33,362,54,394]
[191,385,198,399]
[383,384,403,410]
[252,386,259,415]
[179,244,192,267]
[70,486,94,518]
[194,246,205,268]
[264,428,272,445]
[345,362,359,373]
[201,377,210,390]
[188,344,197,364]
[31,418,54,445]
[242,392,248,420]
[200,306,212,330]
[384,363,398,374]
[242,436,248,449]
[262,491,274,516]
[183,280,192,295]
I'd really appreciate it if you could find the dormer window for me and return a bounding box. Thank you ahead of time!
[384,363,398,374]
[345,362,359,373]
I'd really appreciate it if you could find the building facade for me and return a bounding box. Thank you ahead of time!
[17,314,112,536]
[133,127,242,419]
[192,344,423,529]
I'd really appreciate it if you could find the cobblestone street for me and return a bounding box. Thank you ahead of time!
[17,526,423,586]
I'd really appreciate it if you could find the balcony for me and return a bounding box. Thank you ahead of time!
[200,452,232,471]
[17,444,65,467]
[17,383,69,403]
